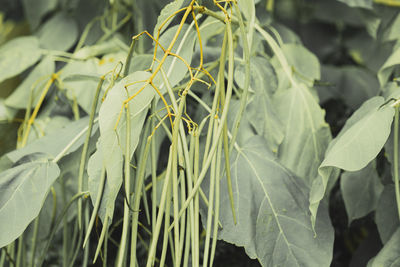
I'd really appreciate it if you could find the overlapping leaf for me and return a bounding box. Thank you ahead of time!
[341,161,383,224]
[204,137,333,267]
[311,96,394,229]
[273,83,331,186]
[236,57,283,153]
[5,57,55,109]
[0,153,60,247]
[6,117,97,163]
[36,12,78,51]
[98,71,154,221]
[0,36,42,83]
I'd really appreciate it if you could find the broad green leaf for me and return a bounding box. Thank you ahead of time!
[152,0,185,37]
[273,84,331,186]
[0,154,60,248]
[60,59,102,114]
[98,71,154,221]
[282,44,320,87]
[378,48,400,86]
[341,161,383,224]
[320,97,394,171]
[6,117,97,163]
[236,57,283,153]
[0,36,42,83]
[336,0,373,8]
[237,0,255,22]
[36,12,78,51]
[376,185,399,244]
[154,23,197,90]
[22,0,58,30]
[5,57,55,109]
[367,227,400,267]
[311,97,394,229]
[61,52,127,113]
[206,136,333,266]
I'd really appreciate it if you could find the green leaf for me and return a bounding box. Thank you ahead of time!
[152,0,185,37]
[207,136,334,266]
[378,48,400,86]
[367,227,400,267]
[311,97,394,229]
[273,83,331,186]
[98,71,154,221]
[336,0,373,9]
[321,96,394,171]
[22,0,58,30]
[0,36,42,83]
[5,57,55,109]
[0,153,60,247]
[237,57,283,153]
[341,161,383,225]
[281,44,320,86]
[376,185,400,244]
[6,117,97,163]
[60,59,102,114]
[36,12,78,51]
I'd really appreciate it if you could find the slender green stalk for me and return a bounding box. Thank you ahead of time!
[102,229,108,267]
[210,133,222,267]
[29,214,40,267]
[15,235,23,267]
[83,167,106,248]
[202,121,219,267]
[116,103,132,267]
[82,205,90,267]
[124,37,137,77]
[130,134,152,267]
[169,17,235,232]
[93,216,109,263]
[68,221,83,267]
[183,217,191,267]
[146,149,173,267]
[150,100,158,233]
[394,106,400,221]
[159,177,172,267]
[77,76,105,229]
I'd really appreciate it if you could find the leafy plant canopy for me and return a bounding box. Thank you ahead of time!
[1,0,400,266]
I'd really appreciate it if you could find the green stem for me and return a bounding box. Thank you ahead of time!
[124,37,137,77]
[116,103,132,267]
[130,132,152,267]
[169,17,234,232]
[77,76,105,229]
[29,215,40,267]
[394,106,400,221]
[83,167,106,248]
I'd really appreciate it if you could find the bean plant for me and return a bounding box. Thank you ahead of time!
[1,0,400,266]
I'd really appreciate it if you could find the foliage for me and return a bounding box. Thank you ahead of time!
[1,0,400,266]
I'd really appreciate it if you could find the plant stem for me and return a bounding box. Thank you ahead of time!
[394,106,400,221]
[116,103,132,267]
[77,76,104,229]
